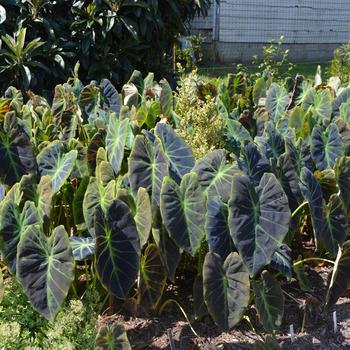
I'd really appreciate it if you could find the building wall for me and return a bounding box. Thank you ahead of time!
[191,0,350,62]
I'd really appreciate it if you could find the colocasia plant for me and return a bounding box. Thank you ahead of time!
[0,68,350,347]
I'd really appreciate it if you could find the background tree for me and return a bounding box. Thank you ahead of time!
[0,0,211,95]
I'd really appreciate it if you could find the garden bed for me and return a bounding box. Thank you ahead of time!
[98,265,350,349]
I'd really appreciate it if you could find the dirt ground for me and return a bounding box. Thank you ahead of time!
[100,265,350,350]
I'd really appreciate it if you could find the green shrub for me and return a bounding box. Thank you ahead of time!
[331,41,350,82]
[0,279,99,350]
[175,70,224,158]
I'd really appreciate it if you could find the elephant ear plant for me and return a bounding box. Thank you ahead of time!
[0,70,349,345]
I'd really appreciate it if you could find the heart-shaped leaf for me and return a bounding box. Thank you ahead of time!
[17,225,75,320]
[0,113,36,185]
[203,252,250,330]
[160,172,206,256]
[302,88,332,122]
[101,79,120,114]
[237,142,271,186]
[137,244,167,311]
[95,200,140,299]
[274,153,303,212]
[83,178,116,237]
[206,197,234,259]
[229,173,291,276]
[253,271,284,333]
[299,167,324,247]
[193,149,240,203]
[129,135,168,211]
[106,117,130,175]
[0,200,39,274]
[311,123,343,170]
[266,83,289,121]
[37,141,77,193]
[155,123,195,184]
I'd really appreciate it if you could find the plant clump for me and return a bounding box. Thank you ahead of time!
[175,70,224,159]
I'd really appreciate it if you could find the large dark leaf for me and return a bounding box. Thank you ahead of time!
[326,241,350,308]
[311,123,343,170]
[322,194,348,257]
[0,200,39,274]
[286,138,313,175]
[160,173,206,256]
[229,173,291,276]
[206,197,234,259]
[128,135,168,211]
[274,153,303,211]
[95,200,140,299]
[193,149,240,203]
[155,123,195,184]
[253,271,284,333]
[101,79,120,114]
[237,142,271,186]
[203,252,250,330]
[17,225,75,320]
[263,121,286,159]
[0,114,36,185]
[137,244,167,311]
[299,167,324,247]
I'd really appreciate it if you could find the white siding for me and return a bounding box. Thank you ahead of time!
[192,0,350,44]
[191,5,213,30]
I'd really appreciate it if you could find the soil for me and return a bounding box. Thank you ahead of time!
[98,265,350,350]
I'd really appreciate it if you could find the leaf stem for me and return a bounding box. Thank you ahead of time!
[291,201,308,218]
[293,257,334,267]
[159,299,200,338]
